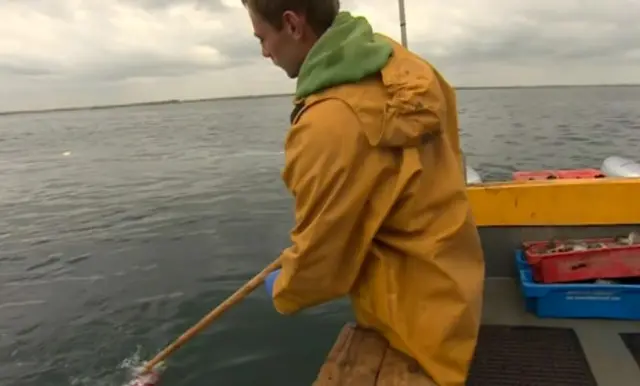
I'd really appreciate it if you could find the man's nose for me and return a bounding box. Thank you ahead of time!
[261,46,270,59]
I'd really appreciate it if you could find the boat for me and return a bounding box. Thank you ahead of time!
[312,160,640,385]
[310,3,640,384]
[463,159,640,386]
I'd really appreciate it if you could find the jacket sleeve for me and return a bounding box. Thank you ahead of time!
[271,98,385,315]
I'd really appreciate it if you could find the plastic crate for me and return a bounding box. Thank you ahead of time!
[515,250,640,320]
[523,237,640,284]
[555,168,605,179]
[512,170,558,181]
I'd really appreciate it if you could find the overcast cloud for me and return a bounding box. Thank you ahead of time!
[1,0,639,111]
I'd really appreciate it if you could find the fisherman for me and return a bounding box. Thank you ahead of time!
[240,1,486,385]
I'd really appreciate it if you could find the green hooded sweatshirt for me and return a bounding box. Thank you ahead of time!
[295,11,393,99]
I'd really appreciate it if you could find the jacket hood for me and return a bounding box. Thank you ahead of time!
[295,12,392,99]
[296,13,445,149]
[368,35,446,148]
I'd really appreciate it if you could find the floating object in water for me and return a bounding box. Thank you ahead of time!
[465,165,482,184]
[600,156,640,177]
[125,258,281,386]
[63,151,71,156]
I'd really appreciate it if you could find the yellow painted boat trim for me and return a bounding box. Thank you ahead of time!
[467,178,640,226]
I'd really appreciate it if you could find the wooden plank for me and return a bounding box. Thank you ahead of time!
[313,323,388,386]
[313,323,437,386]
[376,346,437,386]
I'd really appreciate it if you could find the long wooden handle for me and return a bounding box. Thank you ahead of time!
[142,258,282,372]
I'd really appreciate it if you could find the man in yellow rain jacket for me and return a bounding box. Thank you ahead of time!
[242,1,485,385]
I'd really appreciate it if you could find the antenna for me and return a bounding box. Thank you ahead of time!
[396,0,467,182]
[398,0,408,47]
[395,1,467,181]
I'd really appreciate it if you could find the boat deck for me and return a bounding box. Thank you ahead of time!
[479,277,640,386]
[314,277,640,386]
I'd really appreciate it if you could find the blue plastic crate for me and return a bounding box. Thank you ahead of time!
[515,249,640,320]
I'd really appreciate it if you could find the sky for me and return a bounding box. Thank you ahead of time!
[1,0,639,112]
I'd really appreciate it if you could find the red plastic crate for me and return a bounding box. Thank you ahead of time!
[512,170,558,181]
[522,237,640,284]
[555,168,606,179]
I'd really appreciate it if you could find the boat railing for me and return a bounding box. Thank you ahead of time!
[465,155,640,185]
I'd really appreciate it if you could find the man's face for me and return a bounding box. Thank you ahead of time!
[247,8,308,78]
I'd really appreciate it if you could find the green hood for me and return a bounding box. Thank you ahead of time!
[295,12,393,99]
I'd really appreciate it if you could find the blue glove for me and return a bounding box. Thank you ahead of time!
[265,269,281,298]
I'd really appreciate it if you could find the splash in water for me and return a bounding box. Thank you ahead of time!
[68,346,166,386]
[120,347,166,386]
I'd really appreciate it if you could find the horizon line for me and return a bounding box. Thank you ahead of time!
[1,83,638,117]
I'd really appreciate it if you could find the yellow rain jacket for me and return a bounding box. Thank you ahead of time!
[271,11,485,386]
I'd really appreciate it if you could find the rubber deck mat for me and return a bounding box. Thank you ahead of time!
[466,325,597,386]
[620,333,640,368]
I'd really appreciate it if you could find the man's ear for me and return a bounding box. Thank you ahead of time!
[282,10,303,39]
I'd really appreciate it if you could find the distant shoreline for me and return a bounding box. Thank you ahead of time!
[1,83,638,117]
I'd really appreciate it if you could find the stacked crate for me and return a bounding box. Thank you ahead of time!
[516,233,640,320]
